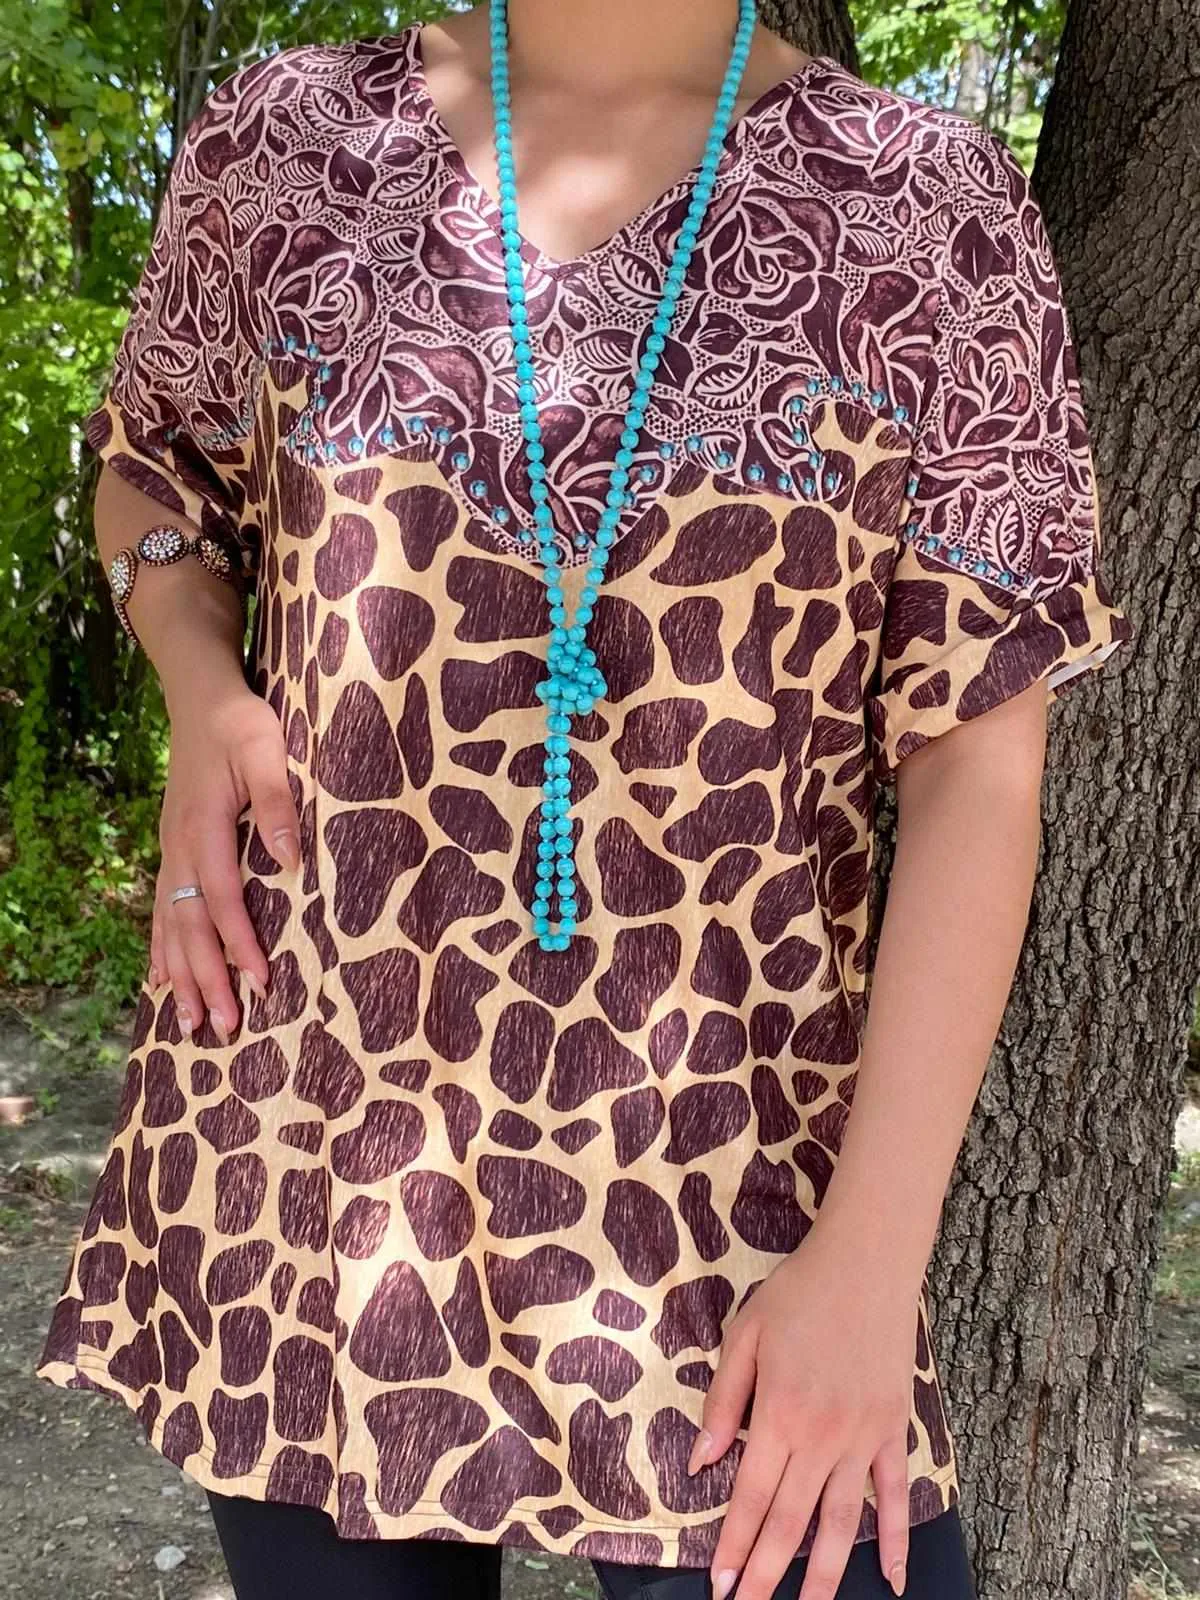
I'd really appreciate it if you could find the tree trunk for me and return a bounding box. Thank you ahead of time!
[765,1,1199,1595]
[758,0,858,72]
[931,2,1200,1594]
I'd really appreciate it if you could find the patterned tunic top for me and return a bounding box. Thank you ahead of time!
[37,24,1133,1569]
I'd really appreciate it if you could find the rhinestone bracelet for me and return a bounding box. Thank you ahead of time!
[106,523,244,645]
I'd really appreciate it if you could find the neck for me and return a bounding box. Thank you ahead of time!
[504,0,746,94]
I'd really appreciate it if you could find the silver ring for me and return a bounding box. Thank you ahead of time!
[169,884,205,905]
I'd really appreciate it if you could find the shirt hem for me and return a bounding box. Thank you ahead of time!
[37,1350,960,1567]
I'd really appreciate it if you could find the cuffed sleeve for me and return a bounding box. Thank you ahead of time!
[83,71,264,594]
[866,128,1133,785]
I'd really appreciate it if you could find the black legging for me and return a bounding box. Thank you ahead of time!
[206,1487,977,1599]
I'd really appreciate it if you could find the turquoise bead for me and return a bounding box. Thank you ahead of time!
[490,0,757,945]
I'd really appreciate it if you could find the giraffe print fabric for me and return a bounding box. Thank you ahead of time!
[36,26,1133,1568]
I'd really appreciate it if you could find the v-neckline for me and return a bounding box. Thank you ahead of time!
[407,19,837,281]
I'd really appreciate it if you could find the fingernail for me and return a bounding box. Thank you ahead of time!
[686,1429,713,1476]
[177,1006,193,1038]
[273,829,300,871]
[713,1568,739,1600]
[147,963,158,988]
[890,1560,906,1596]
[243,970,268,1000]
[212,1012,230,1045]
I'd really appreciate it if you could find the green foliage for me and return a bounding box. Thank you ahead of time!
[849,0,1064,167]
[0,0,1066,1034]
[0,645,164,1021]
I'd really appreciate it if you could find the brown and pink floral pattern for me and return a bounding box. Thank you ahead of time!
[38,22,1132,1568]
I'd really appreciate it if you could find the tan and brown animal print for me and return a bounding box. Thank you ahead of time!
[37,25,1133,1570]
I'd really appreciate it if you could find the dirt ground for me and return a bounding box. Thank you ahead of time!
[1,995,1196,1600]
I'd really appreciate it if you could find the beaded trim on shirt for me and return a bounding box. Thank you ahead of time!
[260,335,1020,592]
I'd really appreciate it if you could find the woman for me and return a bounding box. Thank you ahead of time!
[36,1,1133,1597]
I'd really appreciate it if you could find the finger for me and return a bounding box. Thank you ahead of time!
[171,888,239,1044]
[242,731,301,873]
[796,1455,871,1600]
[192,806,269,997]
[870,1434,911,1596]
[160,895,205,1040]
[708,1429,790,1600]
[148,913,167,990]
[689,1316,758,1474]
[729,1450,828,1600]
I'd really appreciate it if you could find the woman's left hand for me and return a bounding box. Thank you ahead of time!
[692,1219,919,1600]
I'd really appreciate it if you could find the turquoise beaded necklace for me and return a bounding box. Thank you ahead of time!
[490,0,757,952]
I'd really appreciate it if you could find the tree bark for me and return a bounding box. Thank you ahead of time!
[764,1,1198,1595]
[758,0,858,72]
[932,3,1200,1595]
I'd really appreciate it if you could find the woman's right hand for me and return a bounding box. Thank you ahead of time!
[148,684,302,1044]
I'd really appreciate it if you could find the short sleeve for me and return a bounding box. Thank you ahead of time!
[865,129,1134,785]
[82,70,264,595]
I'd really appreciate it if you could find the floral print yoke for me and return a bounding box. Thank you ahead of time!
[37,26,1132,1569]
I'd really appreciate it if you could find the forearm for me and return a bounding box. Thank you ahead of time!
[813,705,1046,1293]
[95,463,248,718]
